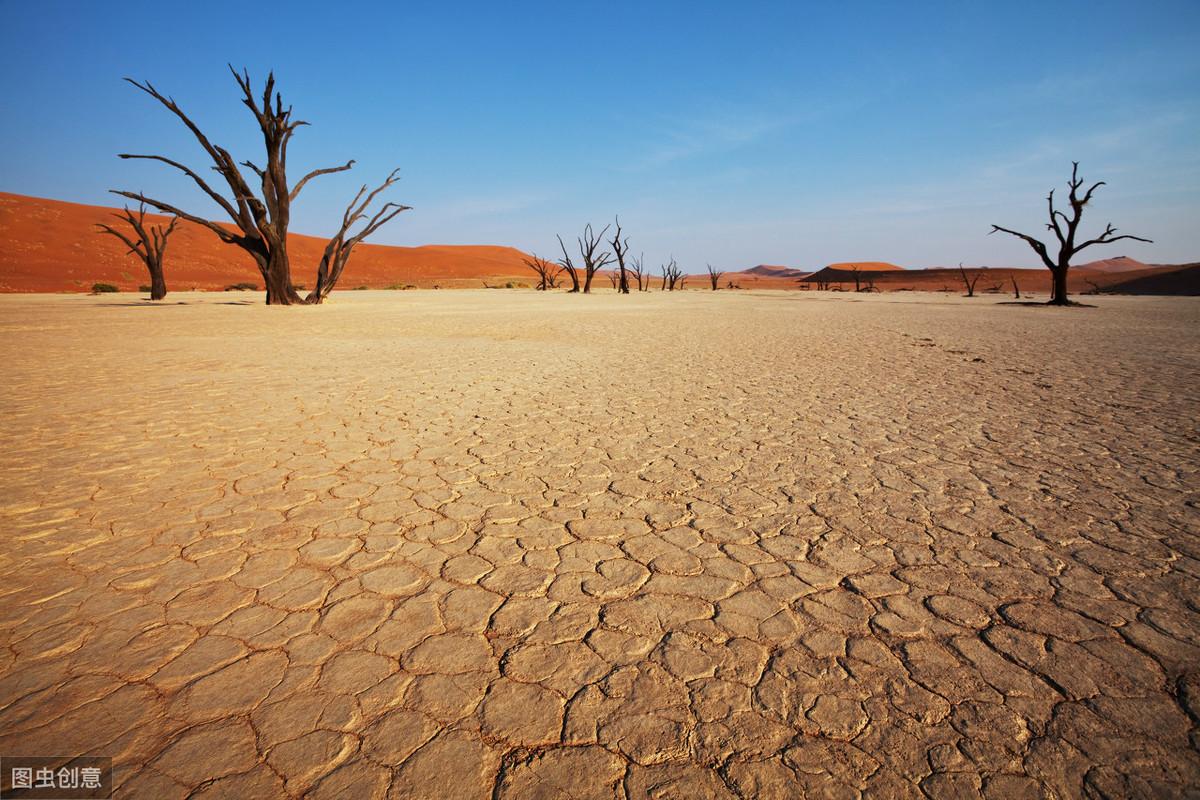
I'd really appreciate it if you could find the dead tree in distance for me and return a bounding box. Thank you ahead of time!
[555,235,581,292]
[114,67,404,305]
[706,263,724,290]
[524,254,562,290]
[629,253,648,291]
[96,203,178,300]
[848,265,863,292]
[610,217,631,294]
[958,262,983,297]
[990,162,1151,305]
[578,223,613,294]
[1011,275,1021,299]
[661,257,683,291]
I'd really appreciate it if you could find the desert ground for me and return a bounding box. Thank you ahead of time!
[0,289,1198,798]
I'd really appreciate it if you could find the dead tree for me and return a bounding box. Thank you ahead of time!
[555,235,581,292]
[610,218,630,294]
[524,254,561,290]
[1011,275,1021,299]
[578,223,613,294]
[990,162,1151,305]
[849,265,862,292]
[629,253,648,291]
[661,257,683,291]
[96,203,177,300]
[958,263,983,297]
[310,171,409,304]
[114,67,404,305]
[706,263,724,290]
[607,270,619,289]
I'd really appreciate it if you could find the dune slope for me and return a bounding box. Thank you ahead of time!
[0,192,535,292]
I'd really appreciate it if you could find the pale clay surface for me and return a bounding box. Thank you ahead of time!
[0,290,1197,799]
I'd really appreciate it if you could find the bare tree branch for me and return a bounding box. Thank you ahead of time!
[308,169,409,303]
[290,160,355,202]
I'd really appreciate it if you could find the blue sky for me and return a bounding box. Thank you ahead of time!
[2,1,1197,269]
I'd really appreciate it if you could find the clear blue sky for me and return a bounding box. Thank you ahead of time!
[2,1,1197,269]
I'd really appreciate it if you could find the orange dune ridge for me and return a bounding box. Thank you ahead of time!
[822,261,906,272]
[0,192,537,292]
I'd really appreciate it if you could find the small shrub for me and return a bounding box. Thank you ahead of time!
[224,282,258,291]
[291,284,306,292]
[353,285,370,290]
[91,283,119,293]
[138,285,152,293]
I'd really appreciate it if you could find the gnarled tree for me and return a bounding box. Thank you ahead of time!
[555,235,581,292]
[610,218,630,294]
[113,67,405,305]
[629,253,648,292]
[578,223,613,294]
[310,171,409,304]
[661,257,684,291]
[991,162,1151,305]
[96,203,177,300]
[706,263,724,290]
[848,265,863,292]
[524,254,562,290]
[958,263,983,297]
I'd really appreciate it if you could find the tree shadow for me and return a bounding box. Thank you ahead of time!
[998,300,1096,308]
[97,299,256,307]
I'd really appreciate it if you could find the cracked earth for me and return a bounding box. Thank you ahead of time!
[0,289,1198,798]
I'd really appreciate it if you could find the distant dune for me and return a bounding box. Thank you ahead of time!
[2,192,1194,296]
[1094,264,1200,295]
[823,261,906,272]
[1077,255,1150,273]
[0,192,536,292]
[742,264,811,279]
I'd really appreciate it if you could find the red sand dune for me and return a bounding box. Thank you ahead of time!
[1076,255,1150,273]
[0,192,537,292]
[823,261,906,272]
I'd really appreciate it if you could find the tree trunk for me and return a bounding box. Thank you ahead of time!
[148,261,167,301]
[264,248,302,305]
[1049,266,1069,305]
